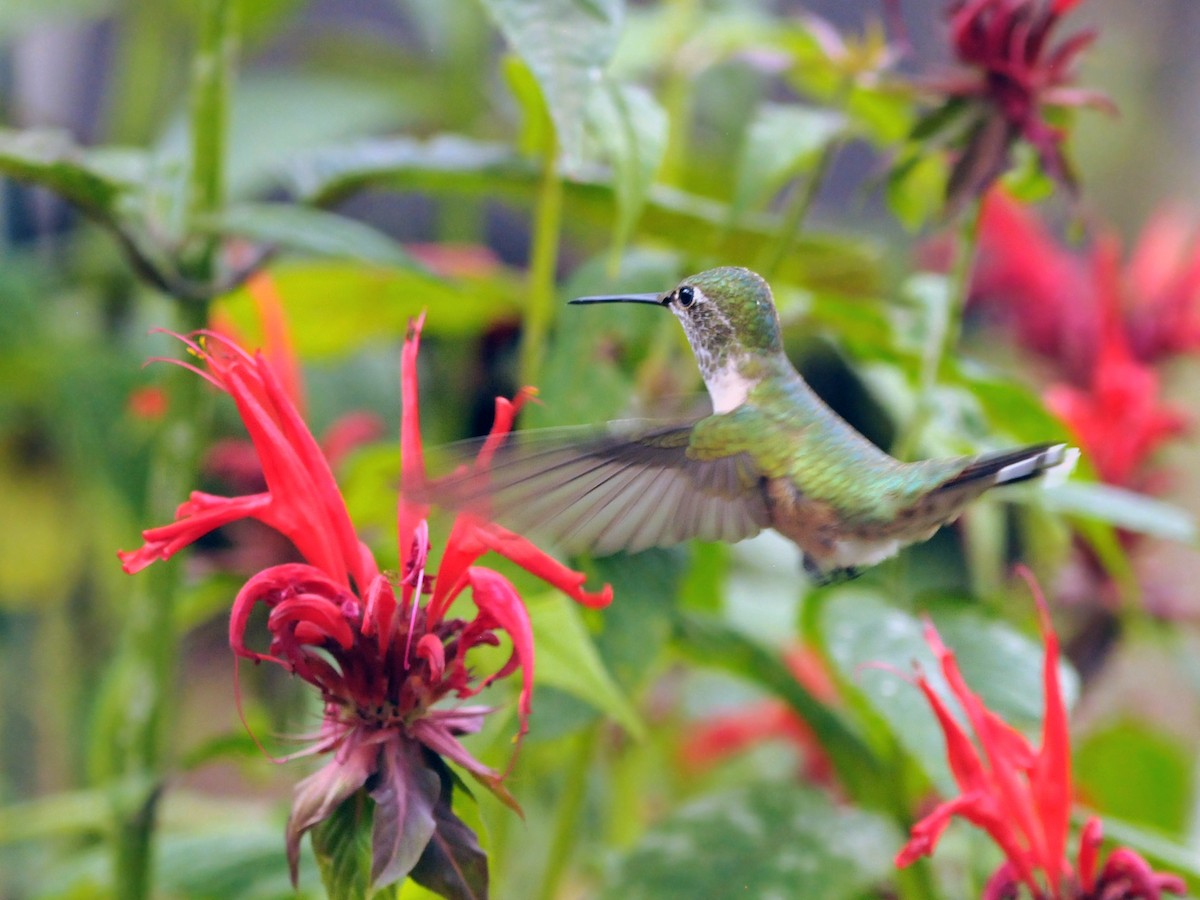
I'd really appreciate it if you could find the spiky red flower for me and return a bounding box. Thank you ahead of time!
[924,0,1111,207]
[119,319,611,894]
[895,572,1185,899]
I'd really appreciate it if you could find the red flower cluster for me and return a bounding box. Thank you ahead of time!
[895,573,1185,899]
[972,193,1192,490]
[119,319,611,893]
[924,0,1110,207]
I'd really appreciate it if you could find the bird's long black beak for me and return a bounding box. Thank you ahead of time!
[569,293,662,305]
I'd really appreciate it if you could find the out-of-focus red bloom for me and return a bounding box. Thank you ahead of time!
[895,572,1185,899]
[1120,209,1200,361]
[973,192,1200,380]
[126,385,169,421]
[1042,240,1188,491]
[925,0,1110,207]
[680,647,836,785]
[119,319,611,893]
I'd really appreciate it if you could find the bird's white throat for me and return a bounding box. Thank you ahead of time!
[705,360,755,414]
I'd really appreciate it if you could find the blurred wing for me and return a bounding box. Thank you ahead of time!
[424,422,771,555]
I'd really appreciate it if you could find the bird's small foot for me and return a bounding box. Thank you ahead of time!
[802,556,863,586]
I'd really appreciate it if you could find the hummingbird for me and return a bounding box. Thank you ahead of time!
[429,266,1071,580]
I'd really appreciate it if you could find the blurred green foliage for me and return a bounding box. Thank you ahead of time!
[0,0,1198,898]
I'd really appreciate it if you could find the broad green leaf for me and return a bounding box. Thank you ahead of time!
[214,261,522,357]
[0,128,137,219]
[479,0,623,169]
[156,828,319,899]
[731,102,844,222]
[602,782,901,899]
[1041,482,1197,544]
[674,613,884,802]
[819,589,1079,794]
[586,79,668,258]
[1075,722,1195,837]
[312,793,372,900]
[204,203,430,270]
[527,592,645,739]
[588,547,687,691]
[287,135,884,297]
[288,135,530,204]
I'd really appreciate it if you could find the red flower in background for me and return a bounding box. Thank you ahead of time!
[894,572,1185,899]
[119,319,611,893]
[969,193,1192,493]
[1044,241,1187,491]
[680,647,836,786]
[974,192,1200,379]
[925,0,1110,208]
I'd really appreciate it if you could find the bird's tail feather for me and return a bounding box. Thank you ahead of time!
[949,442,1076,489]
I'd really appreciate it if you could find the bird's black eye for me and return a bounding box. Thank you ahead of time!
[677,285,695,308]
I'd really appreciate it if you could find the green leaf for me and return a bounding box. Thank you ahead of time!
[1041,482,1197,544]
[479,0,624,169]
[0,128,136,219]
[1075,722,1195,837]
[312,793,372,900]
[214,261,522,357]
[204,203,431,270]
[288,135,883,297]
[731,102,845,221]
[819,588,1079,794]
[602,782,901,899]
[586,79,668,259]
[674,613,884,802]
[527,592,645,739]
[886,151,948,231]
[588,547,687,690]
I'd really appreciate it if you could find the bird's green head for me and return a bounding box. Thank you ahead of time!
[571,266,784,382]
[666,267,784,370]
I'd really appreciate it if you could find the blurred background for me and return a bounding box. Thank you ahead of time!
[2,0,1200,897]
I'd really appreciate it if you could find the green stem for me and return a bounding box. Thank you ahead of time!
[109,3,234,894]
[535,726,599,900]
[758,139,842,280]
[110,301,211,900]
[518,133,563,387]
[182,0,237,283]
[892,201,983,460]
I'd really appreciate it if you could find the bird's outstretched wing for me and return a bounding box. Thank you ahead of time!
[420,422,771,555]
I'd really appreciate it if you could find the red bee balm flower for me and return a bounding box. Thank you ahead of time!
[894,573,1185,899]
[119,319,611,894]
[929,0,1111,207]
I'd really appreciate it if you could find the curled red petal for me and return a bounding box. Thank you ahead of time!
[465,566,535,736]
[119,492,272,573]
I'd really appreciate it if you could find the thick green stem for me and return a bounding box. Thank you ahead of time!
[759,140,842,280]
[109,2,234,895]
[893,202,983,460]
[182,0,236,282]
[517,134,563,387]
[110,301,211,900]
[535,726,599,900]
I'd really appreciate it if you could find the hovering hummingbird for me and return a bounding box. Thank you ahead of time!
[429,266,1071,580]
